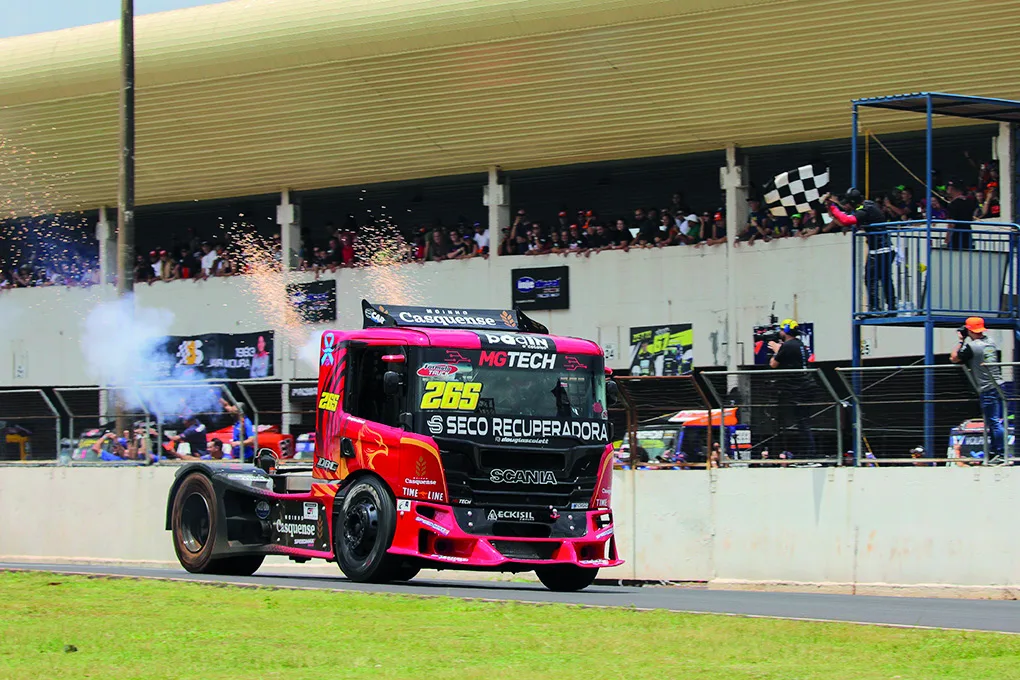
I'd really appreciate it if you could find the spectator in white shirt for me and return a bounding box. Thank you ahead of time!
[472,222,490,255]
[199,242,218,278]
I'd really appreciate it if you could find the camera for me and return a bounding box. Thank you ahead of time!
[958,324,968,338]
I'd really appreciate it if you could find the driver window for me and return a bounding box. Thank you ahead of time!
[346,345,404,427]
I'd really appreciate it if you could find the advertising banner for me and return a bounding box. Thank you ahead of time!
[161,331,275,380]
[752,323,815,365]
[287,280,336,323]
[628,325,693,376]
[511,266,570,310]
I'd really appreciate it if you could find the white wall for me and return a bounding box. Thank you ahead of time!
[2,466,1017,592]
[0,235,987,387]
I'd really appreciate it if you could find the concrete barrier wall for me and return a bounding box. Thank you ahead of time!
[2,466,1018,592]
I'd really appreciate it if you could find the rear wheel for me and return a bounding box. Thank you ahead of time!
[171,474,219,573]
[171,473,265,576]
[535,565,599,592]
[334,476,398,583]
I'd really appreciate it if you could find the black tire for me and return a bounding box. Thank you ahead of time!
[171,473,265,576]
[388,563,421,582]
[535,565,599,592]
[210,555,265,576]
[334,476,398,583]
[171,473,220,573]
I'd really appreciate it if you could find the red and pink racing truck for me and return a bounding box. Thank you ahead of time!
[166,300,621,591]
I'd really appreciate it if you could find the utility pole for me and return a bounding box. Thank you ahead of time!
[114,0,135,433]
[116,0,135,298]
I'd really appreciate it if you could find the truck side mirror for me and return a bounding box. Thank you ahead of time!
[606,380,620,406]
[383,370,403,396]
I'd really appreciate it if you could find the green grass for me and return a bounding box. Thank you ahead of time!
[0,572,1018,680]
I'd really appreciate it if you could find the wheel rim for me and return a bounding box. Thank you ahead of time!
[343,494,380,561]
[180,492,211,554]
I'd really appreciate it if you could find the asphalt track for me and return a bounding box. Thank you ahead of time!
[2,562,1018,634]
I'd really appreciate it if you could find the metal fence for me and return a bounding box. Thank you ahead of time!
[0,389,60,460]
[853,223,1020,317]
[835,364,1001,465]
[701,369,844,466]
[612,375,713,469]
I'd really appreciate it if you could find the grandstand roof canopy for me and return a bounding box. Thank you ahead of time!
[854,93,1020,123]
[2,0,1019,214]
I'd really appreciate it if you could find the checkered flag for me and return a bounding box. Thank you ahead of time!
[763,163,830,218]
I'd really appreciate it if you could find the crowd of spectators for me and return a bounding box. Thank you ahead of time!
[0,156,1004,289]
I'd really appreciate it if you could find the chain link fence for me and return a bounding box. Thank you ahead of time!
[835,364,992,465]
[0,390,60,460]
[701,369,844,466]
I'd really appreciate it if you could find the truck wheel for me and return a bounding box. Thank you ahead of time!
[334,476,397,583]
[535,565,599,592]
[171,473,219,573]
[210,555,265,576]
[389,563,421,582]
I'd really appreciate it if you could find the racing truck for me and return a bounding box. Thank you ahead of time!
[166,300,621,591]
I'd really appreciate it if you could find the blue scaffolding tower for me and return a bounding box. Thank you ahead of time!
[850,93,1020,459]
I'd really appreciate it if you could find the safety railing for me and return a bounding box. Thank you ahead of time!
[852,221,1020,318]
[834,363,1003,465]
[51,383,237,465]
[612,375,714,469]
[700,369,844,466]
[0,389,60,460]
[235,379,318,464]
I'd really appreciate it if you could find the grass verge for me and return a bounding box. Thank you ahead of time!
[0,571,1018,680]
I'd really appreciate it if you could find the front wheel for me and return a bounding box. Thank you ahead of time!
[535,565,599,592]
[334,476,398,582]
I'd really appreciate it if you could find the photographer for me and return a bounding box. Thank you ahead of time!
[825,188,896,313]
[950,317,1005,460]
[766,319,817,459]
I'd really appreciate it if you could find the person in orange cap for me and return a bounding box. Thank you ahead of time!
[950,316,1005,459]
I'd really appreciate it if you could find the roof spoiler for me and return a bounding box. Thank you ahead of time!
[361,299,548,334]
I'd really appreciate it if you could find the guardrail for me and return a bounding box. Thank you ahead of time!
[852,221,1020,318]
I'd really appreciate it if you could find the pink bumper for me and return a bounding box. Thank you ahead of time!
[388,500,623,569]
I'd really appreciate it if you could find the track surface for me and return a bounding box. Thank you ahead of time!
[2,562,1017,633]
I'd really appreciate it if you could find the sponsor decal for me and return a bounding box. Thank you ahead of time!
[318,391,340,412]
[364,307,387,325]
[293,538,316,546]
[489,469,556,485]
[428,415,608,444]
[290,386,318,398]
[481,333,550,350]
[416,363,459,378]
[303,502,320,521]
[315,457,339,472]
[404,456,438,486]
[426,490,445,502]
[445,350,472,364]
[516,276,536,293]
[397,309,498,327]
[274,518,316,536]
[487,509,535,522]
[225,473,269,486]
[429,553,470,563]
[255,500,271,520]
[570,502,587,510]
[595,526,614,539]
[579,558,610,567]
[320,332,337,366]
[396,499,412,512]
[415,515,451,536]
[419,381,482,410]
[563,356,588,371]
[478,351,556,370]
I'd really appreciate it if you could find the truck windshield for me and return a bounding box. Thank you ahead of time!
[413,348,607,445]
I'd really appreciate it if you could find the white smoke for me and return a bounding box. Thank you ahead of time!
[80,296,222,420]
[298,330,324,368]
